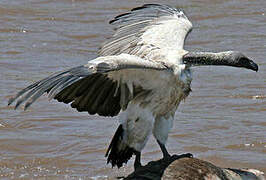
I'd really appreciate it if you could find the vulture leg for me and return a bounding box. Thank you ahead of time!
[134,151,142,170]
[157,140,193,160]
[157,140,171,159]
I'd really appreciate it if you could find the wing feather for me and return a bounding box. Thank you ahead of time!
[9,54,168,116]
[99,4,192,57]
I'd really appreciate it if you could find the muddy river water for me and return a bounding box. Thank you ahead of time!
[0,0,265,179]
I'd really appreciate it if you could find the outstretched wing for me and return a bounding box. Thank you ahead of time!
[99,4,193,57]
[8,54,168,116]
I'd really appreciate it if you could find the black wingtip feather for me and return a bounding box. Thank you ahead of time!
[109,4,185,25]
[109,12,131,24]
[24,102,31,111]
[109,4,156,24]
[15,99,23,110]
[8,97,15,106]
[131,3,161,11]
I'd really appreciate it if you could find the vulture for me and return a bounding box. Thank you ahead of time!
[8,4,258,170]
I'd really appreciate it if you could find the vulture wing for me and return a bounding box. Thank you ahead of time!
[8,54,168,116]
[99,4,193,57]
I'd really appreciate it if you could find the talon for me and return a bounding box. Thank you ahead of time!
[185,153,193,158]
[171,153,194,160]
[177,153,193,158]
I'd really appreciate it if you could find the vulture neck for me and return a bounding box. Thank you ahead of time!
[183,51,258,71]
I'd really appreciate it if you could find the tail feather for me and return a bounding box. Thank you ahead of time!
[105,124,135,168]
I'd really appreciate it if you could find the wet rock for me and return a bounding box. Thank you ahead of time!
[123,156,265,180]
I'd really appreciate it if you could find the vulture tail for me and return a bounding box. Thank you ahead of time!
[105,124,135,168]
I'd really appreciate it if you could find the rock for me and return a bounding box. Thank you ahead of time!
[123,155,265,180]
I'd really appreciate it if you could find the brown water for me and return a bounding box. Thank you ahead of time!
[0,0,265,179]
